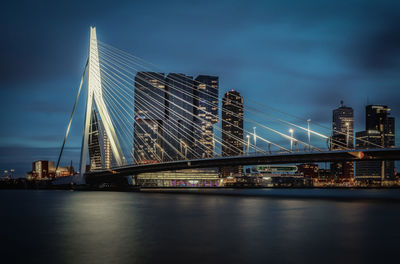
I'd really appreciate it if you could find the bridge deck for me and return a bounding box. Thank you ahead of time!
[85,148,400,180]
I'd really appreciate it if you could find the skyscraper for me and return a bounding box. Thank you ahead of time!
[164,73,196,160]
[332,101,354,145]
[88,109,102,170]
[193,75,219,158]
[133,72,166,164]
[88,109,114,170]
[330,101,354,180]
[102,124,112,169]
[356,105,396,182]
[221,90,244,177]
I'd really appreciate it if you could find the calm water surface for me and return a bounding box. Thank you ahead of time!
[1,189,400,264]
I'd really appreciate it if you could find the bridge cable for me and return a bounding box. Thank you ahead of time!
[96,48,285,153]
[55,59,88,174]
[99,70,193,161]
[97,42,383,149]
[97,55,262,156]
[96,46,315,151]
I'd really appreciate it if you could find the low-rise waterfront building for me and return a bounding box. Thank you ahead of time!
[28,160,74,180]
[135,168,221,187]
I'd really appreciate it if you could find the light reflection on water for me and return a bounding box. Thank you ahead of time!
[1,190,400,264]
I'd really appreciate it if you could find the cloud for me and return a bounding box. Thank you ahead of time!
[348,16,400,72]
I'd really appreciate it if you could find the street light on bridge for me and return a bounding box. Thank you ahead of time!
[246,134,250,154]
[345,122,350,148]
[289,128,294,152]
[307,119,311,152]
[253,127,257,153]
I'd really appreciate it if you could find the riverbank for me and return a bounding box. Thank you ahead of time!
[2,181,400,202]
[2,179,400,191]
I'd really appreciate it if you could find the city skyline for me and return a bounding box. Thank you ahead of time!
[2,2,400,264]
[1,0,400,176]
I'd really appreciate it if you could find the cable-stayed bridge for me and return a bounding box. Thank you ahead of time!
[57,27,400,185]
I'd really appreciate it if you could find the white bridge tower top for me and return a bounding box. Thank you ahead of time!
[79,27,124,179]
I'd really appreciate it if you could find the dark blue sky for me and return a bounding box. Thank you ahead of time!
[1,0,400,176]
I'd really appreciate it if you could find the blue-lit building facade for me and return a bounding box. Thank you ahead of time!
[193,75,219,158]
[133,72,166,164]
[356,105,396,182]
[164,73,196,160]
[133,73,219,164]
[330,101,354,181]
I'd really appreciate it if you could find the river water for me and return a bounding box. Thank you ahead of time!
[1,189,400,264]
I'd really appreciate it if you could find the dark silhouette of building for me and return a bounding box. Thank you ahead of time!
[221,90,244,176]
[297,163,319,179]
[330,101,354,181]
[356,105,395,182]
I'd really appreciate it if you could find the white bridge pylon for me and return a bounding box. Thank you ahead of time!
[80,27,124,176]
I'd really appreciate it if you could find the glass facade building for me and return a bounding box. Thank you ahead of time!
[164,73,196,160]
[193,75,219,158]
[88,109,102,170]
[136,169,220,187]
[330,101,354,180]
[133,72,166,164]
[133,73,220,164]
[221,90,244,176]
[88,109,114,170]
[356,105,396,181]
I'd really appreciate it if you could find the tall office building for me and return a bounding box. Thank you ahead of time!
[193,75,219,158]
[87,109,115,170]
[102,124,112,169]
[356,105,395,182]
[164,73,196,160]
[88,109,102,170]
[332,101,354,144]
[221,90,244,176]
[133,72,166,164]
[365,105,395,147]
[330,101,354,180]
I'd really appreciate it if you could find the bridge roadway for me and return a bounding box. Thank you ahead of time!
[85,148,400,183]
